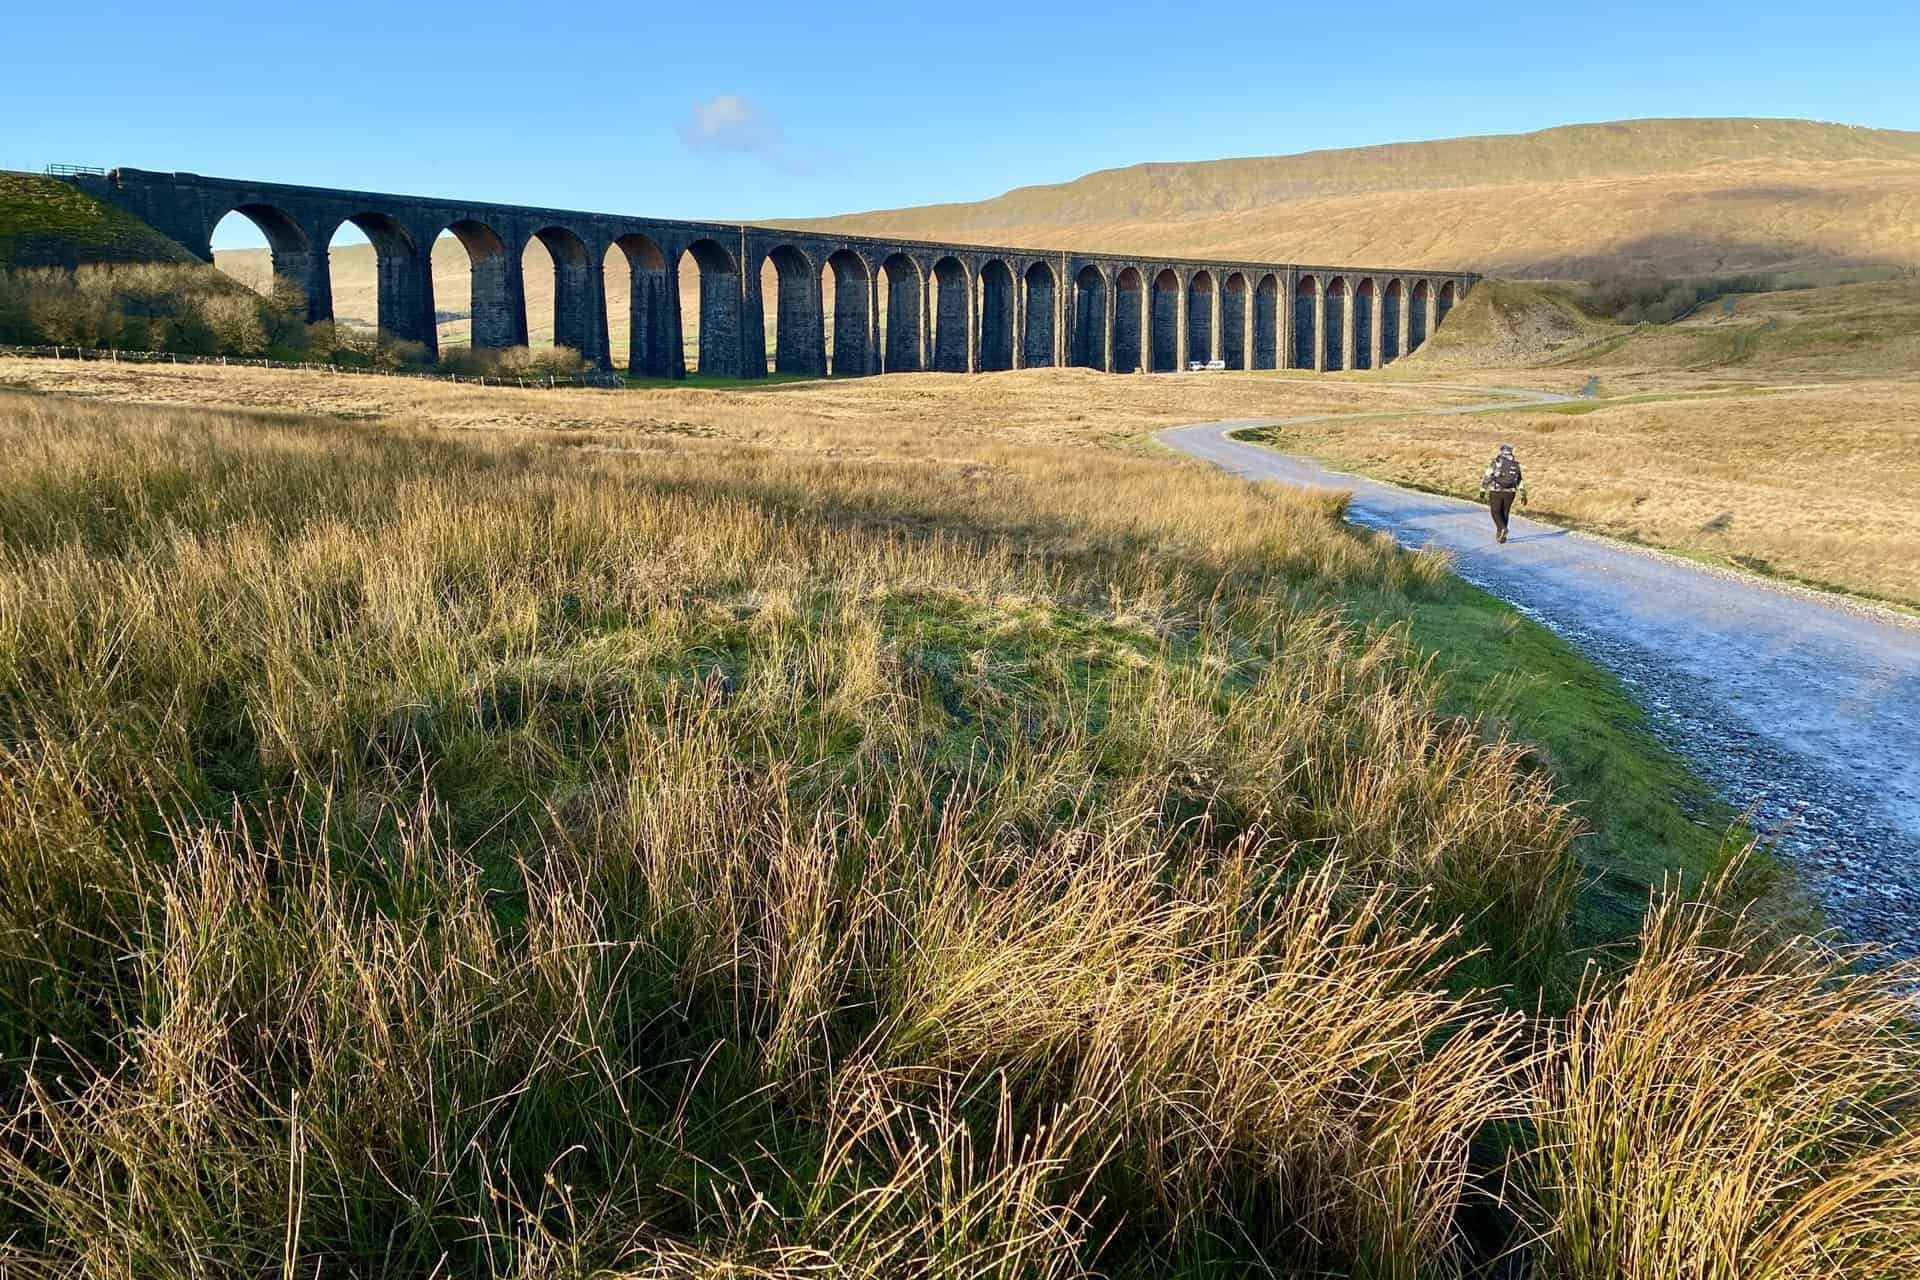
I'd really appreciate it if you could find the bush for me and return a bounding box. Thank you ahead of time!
[0,266,424,368]
[0,266,590,378]
[1575,273,1785,325]
[308,323,433,370]
[438,344,586,379]
[26,278,123,348]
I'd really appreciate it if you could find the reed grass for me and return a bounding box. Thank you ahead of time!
[1523,873,1920,1280]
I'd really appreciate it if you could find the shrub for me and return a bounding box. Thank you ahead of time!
[438,344,587,379]
[22,271,123,348]
[0,265,332,363]
[1575,273,1784,325]
[495,343,586,377]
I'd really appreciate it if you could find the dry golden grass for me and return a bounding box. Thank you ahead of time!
[1527,878,1920,1280]
[0,355,1484,451]
[1244,280,1920,604]
[0,387,1547,1276]
[1251,381,1920,604]
[10,323,1918,607]
[0,368,1913,1277]
[1587,278,1920,386]
[1398,278,1920,387]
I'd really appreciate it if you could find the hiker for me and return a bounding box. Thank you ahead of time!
[1481,444,1525,544]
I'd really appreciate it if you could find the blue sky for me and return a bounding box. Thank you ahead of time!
[5,0,1916,248]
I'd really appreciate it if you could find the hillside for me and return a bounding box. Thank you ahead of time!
[1402,275,1920,382]
[1398,280,1612,367]
[0,171,198,268]
[783,118,1920,278]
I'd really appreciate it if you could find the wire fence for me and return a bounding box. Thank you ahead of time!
[0,343,627,390]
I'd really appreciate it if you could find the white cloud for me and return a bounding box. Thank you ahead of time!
[679,95,811,175]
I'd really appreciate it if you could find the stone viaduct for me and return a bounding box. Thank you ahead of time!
[75,168,1479,378]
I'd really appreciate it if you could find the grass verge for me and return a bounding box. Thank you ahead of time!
[1363,581,1748,965]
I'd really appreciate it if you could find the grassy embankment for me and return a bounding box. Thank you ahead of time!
[1,364,1913,1278]
[0,171,197,268]
[1243,278,1920,608]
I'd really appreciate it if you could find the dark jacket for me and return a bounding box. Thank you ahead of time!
[1482,452,1524,493]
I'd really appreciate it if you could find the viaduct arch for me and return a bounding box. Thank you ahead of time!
[82,168,1478,377]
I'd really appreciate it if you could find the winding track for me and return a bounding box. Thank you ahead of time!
[1158,391,1920,957]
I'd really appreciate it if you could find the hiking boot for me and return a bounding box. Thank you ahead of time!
[1497,530,1508,544]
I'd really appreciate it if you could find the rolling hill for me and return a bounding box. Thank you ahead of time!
[788,118,1920,278]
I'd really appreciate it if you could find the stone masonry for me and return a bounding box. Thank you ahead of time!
[75,168,1479,375]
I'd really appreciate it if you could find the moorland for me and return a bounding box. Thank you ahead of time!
[2,114,1918,1278]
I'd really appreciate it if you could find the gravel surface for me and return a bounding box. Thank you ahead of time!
[1160,397,1920,958]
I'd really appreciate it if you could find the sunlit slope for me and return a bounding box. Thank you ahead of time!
[783,119,1920,277]
[1403,277,1920,380]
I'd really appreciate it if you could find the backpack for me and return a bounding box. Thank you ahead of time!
[1490,454,1521,489]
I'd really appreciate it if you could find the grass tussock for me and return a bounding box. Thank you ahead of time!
[1527,874,1920,1280]
[0,388,1912,1277]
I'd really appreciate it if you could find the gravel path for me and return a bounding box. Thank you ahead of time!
[1159,393,1920,957]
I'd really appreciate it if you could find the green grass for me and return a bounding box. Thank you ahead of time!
[1363,583,1745,963]
[0,172,196,268]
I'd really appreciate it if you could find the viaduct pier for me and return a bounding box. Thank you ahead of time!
[74,168,1478,378]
